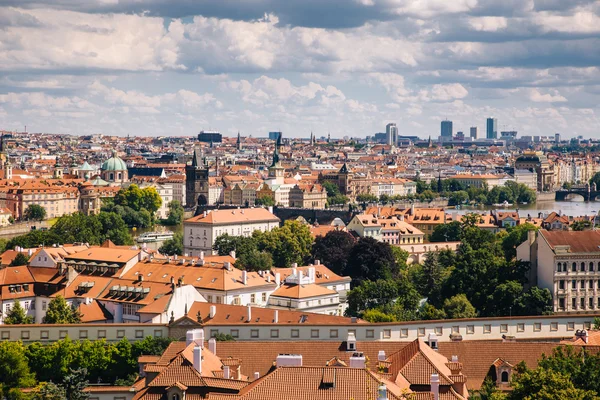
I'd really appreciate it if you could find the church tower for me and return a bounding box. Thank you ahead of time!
[268,133,285,184]
[236,132,243,151]
[186,147,210,208]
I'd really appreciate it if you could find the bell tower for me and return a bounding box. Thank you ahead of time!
[186,148,209,209]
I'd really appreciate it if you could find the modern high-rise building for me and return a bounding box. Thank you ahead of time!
[486,118,498,139]
[441,120,453,138]
[198,130,222,143]
[386,123,398,146]
[269,131,282,141]
[470,127,478,139]
[555,133,561,144]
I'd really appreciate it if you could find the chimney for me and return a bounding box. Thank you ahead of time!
[203,211,207,218]
[180,258,185,265]
[247,305,252,321]
[528,229,536,245]
[298,270,303,283]
[431,374,440,400]
[28,248,33,257]
[292,262,298,268]
[193,346,202,374]
[276,354,302,367]
[378,350,386,362]
[349,352,366,369]
[138,252,143,262]
[275,273,281,286]
[230,250,236,260]
[174,254,178,260]
[200,251,205,260]
[186,331,194,346]
[242,270,248,285]
[268,206,274,214]
[308,267,316,283]
[274,310,278,323]
[224,262,231,271]
[315,259,320,265]
[209,305,216,318]
[208,338,216,354]
[253,372,260,381]
[428,333,439,351]
[223,366,230,379]
[267,275,272,283]
[451,355,458,362]
[378,384,388,400]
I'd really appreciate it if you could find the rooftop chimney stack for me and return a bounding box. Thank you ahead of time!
[230,250,236,260]
[452,355,458,362]
[193,346,202,374]
[223,366,230,379]
[274,310,279,323]
[315,259,320,265]
[242,270,248,285]
[208,338,216,354]
[378,384,388,400]
[378,350,386,362]
[428,333,439,351]
[349,352,366,369]
[200,251,205,260]
[247,305,252,321]
[253,372,260,381]
[431,374,440,400]
[209,305,216,318]
[275,273,281,286]
[276,354,303,367]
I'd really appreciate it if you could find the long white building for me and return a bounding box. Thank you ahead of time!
[183,207,280,256]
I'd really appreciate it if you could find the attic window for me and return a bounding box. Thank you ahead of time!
[162,274,168,278]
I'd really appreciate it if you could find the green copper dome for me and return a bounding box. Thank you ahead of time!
[101,151,128,172]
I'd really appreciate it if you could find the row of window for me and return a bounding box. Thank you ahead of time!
[558,279,600,290]
[0,329,164,341]
[557,297,600,311]
[557,261,598,273]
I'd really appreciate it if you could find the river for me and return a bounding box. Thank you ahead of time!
[131,224,183,251]
[458,200,600,217]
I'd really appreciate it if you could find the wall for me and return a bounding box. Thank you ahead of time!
[191,314,598,342]
[0,323,168,343]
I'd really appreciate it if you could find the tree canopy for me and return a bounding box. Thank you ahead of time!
[24,204,47,221]
[163,201,184,225]
[43,295,81,324]
[3,300,33,325]
[158,232,183,256]
[311,230,356,275]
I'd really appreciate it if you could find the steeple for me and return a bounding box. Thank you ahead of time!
[236,131,242,150]
[191,147,202,167]
[327,132,331,143]
[310,131,315,146]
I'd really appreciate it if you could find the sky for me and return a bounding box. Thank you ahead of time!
[0,0,599,139]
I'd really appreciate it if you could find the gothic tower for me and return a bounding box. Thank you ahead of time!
[268,133,285,184]
[186,148,209,208]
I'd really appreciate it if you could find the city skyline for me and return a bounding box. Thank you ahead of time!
[1,1,599,138]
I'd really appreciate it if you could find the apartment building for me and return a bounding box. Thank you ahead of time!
[5,182,79,219]
[183,208,280,256]
[347,214,424,245]
[288,183,327,209]
[534,230,600,313]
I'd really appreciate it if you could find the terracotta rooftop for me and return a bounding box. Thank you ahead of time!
[540,229,600,253]
[185,208,280,225]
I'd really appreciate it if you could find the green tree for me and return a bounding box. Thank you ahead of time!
[255,195,275,207]
[448,191,469,206]
[362,309,396,323]
[508,364,596,400]
[501,223,538,260]
[96,212,133,245]
[254,220,313,267]
[345,237,398,283]
[322,181,340,198]
[24,204,46,221]
[429,221,462,242]
[4,300,33,324]
[346,278,419,319]
[594,317,600,330]
[356,193,378,203]
[0,342,36,398]
[62,368,89,400]
[472,377,506,400]
[164,200,184,225]
[409,252,449,307]
[158,232,183,256]
[213,333,236,341]
[9,252,29,267]
[44,295,81,324]
[236,249,273,272]
[328,194,349,205]
[590,172,600,189]
[311,230,355,275]
[443,294,477,319]
[572,220,592,231]
[114,184,162,215]
[29,382,67,400]
[419,303,447,320]
[51,213,103,245]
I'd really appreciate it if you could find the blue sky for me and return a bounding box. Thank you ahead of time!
[0,0,599,138]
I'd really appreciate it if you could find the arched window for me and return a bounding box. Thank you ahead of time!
[172,395,180,400]
[590,262,595,272]
[117,172,122,180]
[557,263,562,272]
[581,262,586,272]
[501,371,509,383]
[109,173,114,181]
[572,262,577,272]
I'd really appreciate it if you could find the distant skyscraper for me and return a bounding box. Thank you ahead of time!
[386,123,398,146]
[470,127,478,139]
[486,118,498,139]
[555,133,561,144]
[441,120,453,138]
[268,131,282,141]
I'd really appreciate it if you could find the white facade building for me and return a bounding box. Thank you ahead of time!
[183,208,280,256]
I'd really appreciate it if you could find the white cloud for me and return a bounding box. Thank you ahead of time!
[528,88,567,103]
[468,16,508,31]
